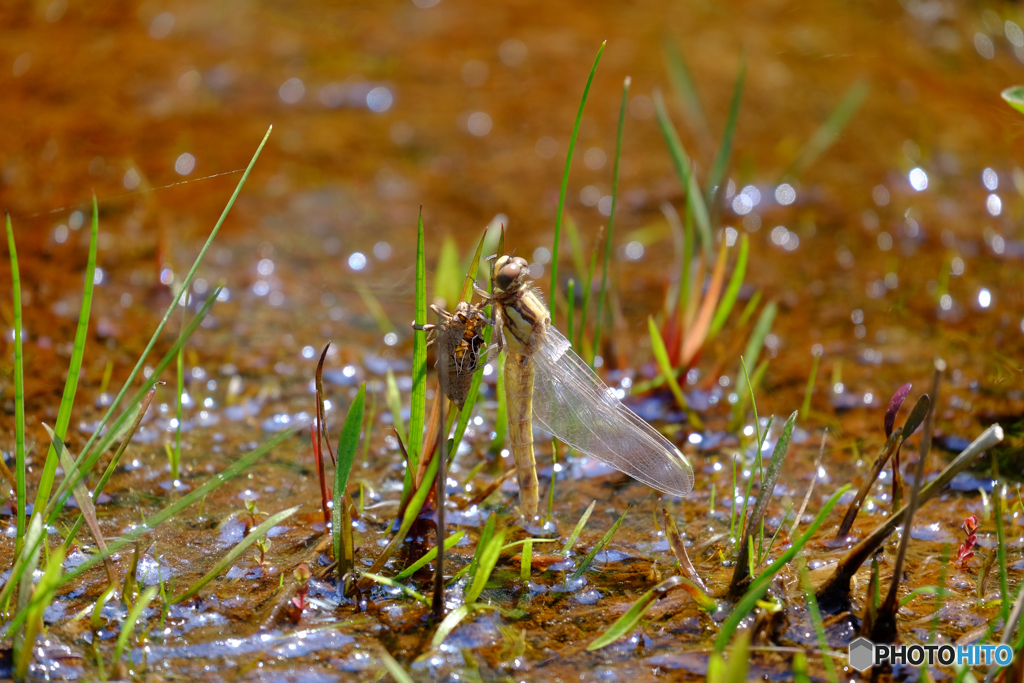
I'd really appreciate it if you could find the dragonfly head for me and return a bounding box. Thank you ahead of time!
[494,255,530,291]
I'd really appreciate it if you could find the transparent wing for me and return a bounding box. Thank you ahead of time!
[523,325,694,497]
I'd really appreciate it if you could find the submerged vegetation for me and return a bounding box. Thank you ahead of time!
[3,11,1024,683]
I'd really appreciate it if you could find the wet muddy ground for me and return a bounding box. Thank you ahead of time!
[3,0,1024,680]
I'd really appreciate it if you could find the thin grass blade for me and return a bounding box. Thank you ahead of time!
[112,585,158,666]
[587,576,682,650]
[704,56,746,206]
[335,383,366,578]
[43,424,117,586]
[572,507,629,581]
[647,317,702,428]
[715,483,850,652]
[362,573,428,605]
[380,647,416,683]
[561,501,597,556]
[729,410,798,597]
[464,529,507,604]
[652,89,712,261]
[393,531,466,581]
[4,213,26,551]
[785,79,869,179]
[707,234,748,341]
[431,603,498,647]
[409,210,428,469]
[661,38,711,152]
[62,129,271,511]
[733,302,776,400]
[170,505,300,604]
[35,194,99,511]
[592,76,630,366]
[550,41,606,318]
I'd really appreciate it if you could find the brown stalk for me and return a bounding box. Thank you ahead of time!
[871,361,944,643]
[817,421,1003,614]
[834,429,902,539]
[662,508,707,592]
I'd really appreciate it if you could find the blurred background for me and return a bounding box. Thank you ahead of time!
[3,0,1024,426]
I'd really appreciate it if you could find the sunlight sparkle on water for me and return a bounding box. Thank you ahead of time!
[908,167,928,191]
[348,252,366,270]
[978,288,992,308]
[175,153,195,175]
[987,194,1002,216]
[775,183,796,205]
[983,167,999,190]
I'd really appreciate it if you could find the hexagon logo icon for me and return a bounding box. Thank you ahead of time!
[849,637,875,672]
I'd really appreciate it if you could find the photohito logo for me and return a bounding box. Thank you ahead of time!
[847,638,1014,672]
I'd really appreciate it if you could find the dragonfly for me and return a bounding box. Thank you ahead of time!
[414,300,491,410]
[486,254,694,518]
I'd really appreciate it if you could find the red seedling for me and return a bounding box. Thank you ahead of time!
[953,514,978,569]
[292,563,312,611]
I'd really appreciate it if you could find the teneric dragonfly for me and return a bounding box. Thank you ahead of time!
[485,254,694,518]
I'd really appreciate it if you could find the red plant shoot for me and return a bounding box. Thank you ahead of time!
[953,514,978,569]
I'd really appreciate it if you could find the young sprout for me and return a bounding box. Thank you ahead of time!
[256,537,270,565]
[292,564,312,611]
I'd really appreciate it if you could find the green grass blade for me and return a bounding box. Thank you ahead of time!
[993,455,1010,624]
[704,56,746,206]
[707,235,748,340]
[459,229,488,304]
[12,514,43,660]
[550,41,606,318]
[587,576,682,650]
[393,531,465,581]
[431,603,498,647]
[35,193,99,511]
[14,539,64,680]
[433,234,461,309]
[785,80,869,179]
[57,428,297,590]
[361,452,439,583]
[466,512,497,587]
[385,369,407,449]
[490,351,507,455]
[647,317,702,429]
[592,76,630,366]
[798,558,839,683]
[571,507,629,581]
[653,89,712,261]
[170,505,300,604]
[5,213,26,550]
[731,411,797,592]
[409,210,427,467]
[520,540,533,583]
[561,500,597,556]
[53,286,223,521]
[59,128,272,502]
[113,585,158,666]
[734,302,776,399]
[714,483,850,652]
[566,278,575,345]
[43,424,116,584]
[661,38,710,147]
[576,228,600,352]
[362,573,428,605]
[464,529,507,604]
[379,647,416,683]
[800,350,822,420]
[1001,86,1024,116]
[173,301,185,480]
[565,214,587,290]
[334,383,366,576]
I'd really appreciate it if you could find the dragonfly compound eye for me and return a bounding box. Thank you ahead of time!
[495,258,525,289]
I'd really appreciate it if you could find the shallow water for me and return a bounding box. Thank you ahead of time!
[2,0,1024,680]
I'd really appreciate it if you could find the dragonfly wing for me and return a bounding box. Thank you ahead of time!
[528,325,694,497]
